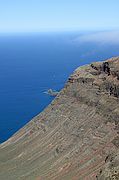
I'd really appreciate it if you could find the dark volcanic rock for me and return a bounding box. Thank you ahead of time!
[0,57,119,180]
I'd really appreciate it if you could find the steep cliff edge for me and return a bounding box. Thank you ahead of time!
[0,57,119,180]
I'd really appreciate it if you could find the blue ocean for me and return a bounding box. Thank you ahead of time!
[0,31,119,143]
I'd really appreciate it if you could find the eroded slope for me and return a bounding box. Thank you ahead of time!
[0,57,119,180]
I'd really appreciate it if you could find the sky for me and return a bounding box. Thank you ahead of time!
[0,0,119,33]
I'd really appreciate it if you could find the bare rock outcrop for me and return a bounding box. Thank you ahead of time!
[0,57,119,180]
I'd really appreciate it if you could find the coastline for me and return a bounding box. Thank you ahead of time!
[0,57,119,180]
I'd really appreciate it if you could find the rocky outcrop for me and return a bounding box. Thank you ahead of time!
[0,57,119,180]
[45,89,59,96]
[96,151,119,180]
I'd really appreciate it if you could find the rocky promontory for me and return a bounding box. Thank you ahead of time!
[0,57,119,180]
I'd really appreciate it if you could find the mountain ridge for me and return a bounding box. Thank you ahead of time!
[0,57,119,180]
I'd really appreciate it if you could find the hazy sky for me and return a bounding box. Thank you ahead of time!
[0,0,119,33]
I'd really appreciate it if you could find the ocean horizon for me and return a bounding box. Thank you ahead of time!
[0,30,119,143]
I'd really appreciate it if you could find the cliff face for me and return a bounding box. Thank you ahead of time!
[0,57,119,180]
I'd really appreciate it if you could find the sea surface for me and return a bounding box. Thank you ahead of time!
[0,30,119,143]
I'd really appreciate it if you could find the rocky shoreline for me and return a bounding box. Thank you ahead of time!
[0,57,119,180]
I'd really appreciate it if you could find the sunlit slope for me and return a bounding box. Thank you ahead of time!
[0,57,119,180]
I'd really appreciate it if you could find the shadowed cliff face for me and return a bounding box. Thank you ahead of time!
[0,57,119,180]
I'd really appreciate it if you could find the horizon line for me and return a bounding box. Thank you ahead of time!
[0,28,119,35]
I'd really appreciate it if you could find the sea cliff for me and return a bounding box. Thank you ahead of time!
[0,57,119,180]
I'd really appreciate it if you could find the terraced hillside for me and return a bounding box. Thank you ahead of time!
[0,57,119,180]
